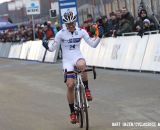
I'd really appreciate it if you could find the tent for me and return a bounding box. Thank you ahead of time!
[0,18,17,30]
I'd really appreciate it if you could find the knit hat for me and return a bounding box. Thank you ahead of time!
[143,19,150,24]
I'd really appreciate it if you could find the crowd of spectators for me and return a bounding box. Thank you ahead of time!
[0,7,160,43]
[81,7,160,38]
[0,21,61,43]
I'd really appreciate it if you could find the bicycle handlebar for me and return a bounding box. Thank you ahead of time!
[64,66,96,83]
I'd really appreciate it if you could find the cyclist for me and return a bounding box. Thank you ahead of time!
[42,10,102,124]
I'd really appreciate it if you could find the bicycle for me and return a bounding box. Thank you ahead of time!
[64,67,96,130]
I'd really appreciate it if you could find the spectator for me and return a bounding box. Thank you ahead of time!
[44,21,55,40]
[100,16,112,37]
[48,21,58,35]
[112,9,122,35]
[143,19,151,32]
[109,12,119,36]
[36,24,44,40]
[19,24,27,42]
[115,10,122,21]
[121,7,134,29]
[113,10,132,36]
[26,27,33,41]
[134,9,157,32]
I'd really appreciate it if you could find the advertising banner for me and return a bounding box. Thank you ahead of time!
[26,0,40,15]
[141,34,160,71]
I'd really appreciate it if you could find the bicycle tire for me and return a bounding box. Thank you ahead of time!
[75,86,84,128]
[78,109,84,128]
[82,87,89,130]
[79,84,84,128]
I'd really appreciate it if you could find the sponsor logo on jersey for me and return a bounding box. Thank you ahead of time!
[68,38,81,43]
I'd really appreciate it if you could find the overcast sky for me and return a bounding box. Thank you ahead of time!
[0,0,12,4]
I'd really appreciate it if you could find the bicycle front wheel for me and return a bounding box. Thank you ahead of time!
[79,85,84,128]
[75,86,84,128]
[82,87,89,130]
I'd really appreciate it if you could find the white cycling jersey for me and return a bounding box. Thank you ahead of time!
[48,27,101,71]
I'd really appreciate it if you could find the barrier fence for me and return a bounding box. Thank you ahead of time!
[0,40,59,63]
[80,34,160,72]
[0,34,160,72]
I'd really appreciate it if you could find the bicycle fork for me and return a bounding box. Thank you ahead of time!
[74,75,89,110]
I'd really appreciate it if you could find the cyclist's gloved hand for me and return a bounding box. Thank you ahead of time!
[42,39,49,50]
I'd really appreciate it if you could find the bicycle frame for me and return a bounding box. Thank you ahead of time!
[75,73,89,110]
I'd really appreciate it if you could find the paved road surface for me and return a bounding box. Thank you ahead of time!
[0,58,160,130]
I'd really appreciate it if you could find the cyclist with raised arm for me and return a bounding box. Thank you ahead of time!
[42,10,102,124]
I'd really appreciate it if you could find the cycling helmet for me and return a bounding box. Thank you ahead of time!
[62,11,77,23]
